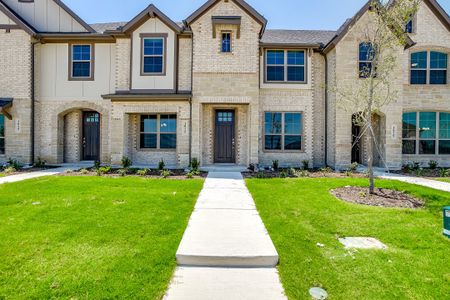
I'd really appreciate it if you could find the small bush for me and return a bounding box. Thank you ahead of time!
[186,172,194,179]
[97,166,112,176]
[279,171,288,178]
[272,160,279,171]
[439,168,450,177]
[256,171,267,179]
[415,168,425,177]
[94,160,101,169]
[160,170,171,178]
[118,169,127,177]
[7,158,22,170]
[136,169,149,176]
[248,164,256,172]
[80,168,89,175]
[402,163,412,173]
[33,157,46,168]
[158,159,165,171]
[4,166,16,174]
[412,161,421,170]
[428,160,438,170]
[121,156,132,169]
[320,167,332,174]
[301,160,310,170]
[296,170,310,177]
[190,158,200,171]
[345,170,353,177]
[288,168,296,177]
[349,162,359,172]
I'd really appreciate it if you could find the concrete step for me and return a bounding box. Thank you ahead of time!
[164,267,287,300]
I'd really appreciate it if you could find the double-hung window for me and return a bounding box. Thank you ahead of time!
[265,112,303,151]
[402,112,450,155]
[411,51,448,84]
[0,114,4,154]
[70,44,93,80]
[359,42,376,78]
[140,114,176,150]
[405,18,414,33]
[142,35,165,75]
[266,50,306,83]
[221,32,231,53]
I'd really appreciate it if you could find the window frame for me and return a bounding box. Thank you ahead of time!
[0,113,4,155]
[140,33,167,76]
[139,114,177,151]
[263,111,304,153]
[358,42,376,79]
[221,31,232,53]
[402,111,450,156]
[68,43,95,81]
[264,49,307,84]
[410,50,448,85]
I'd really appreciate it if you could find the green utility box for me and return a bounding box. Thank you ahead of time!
[444,206,450,238]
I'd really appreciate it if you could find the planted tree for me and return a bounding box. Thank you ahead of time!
[333,0,421,193]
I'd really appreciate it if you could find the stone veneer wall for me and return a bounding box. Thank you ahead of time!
[63,111,82,163]
[0,30,32,164]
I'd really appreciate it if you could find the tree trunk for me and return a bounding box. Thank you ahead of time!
[367,116,375,194]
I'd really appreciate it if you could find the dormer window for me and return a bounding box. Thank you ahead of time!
[141,34,167,76]
[221,32,232,53]
[69,44,94,81]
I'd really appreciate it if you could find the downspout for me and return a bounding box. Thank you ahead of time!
[189,30,194,166]
[30,40,38,165]
[320,51,329,167]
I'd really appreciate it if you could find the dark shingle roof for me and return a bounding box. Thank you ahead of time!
[261,29,337,46]
[90,22,127,33]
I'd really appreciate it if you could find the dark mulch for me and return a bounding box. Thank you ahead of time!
[242,170,367,179]
[331,187,424,209]
[59,168,208,180]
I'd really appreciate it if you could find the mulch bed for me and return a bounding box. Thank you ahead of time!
[242,170,367,179]
[331,187,424,209]
[59,168,207,180]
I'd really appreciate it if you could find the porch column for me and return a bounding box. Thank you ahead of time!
[110,112,129,165]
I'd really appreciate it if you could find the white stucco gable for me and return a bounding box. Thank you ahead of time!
[2,0,93,33]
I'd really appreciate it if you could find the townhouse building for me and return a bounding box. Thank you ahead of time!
[0,0,449,169]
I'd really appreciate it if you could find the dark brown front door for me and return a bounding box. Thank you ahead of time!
[352,119,362,164]
[82,112,100,161]
[215,110,235,163]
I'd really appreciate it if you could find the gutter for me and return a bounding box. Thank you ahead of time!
[320,50,329,167]
[189,27,194,166]
[30,40,39,165]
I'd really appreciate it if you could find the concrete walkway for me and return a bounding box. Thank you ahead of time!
[165,172,286,300]
[375,171,450,193]
[0,163,91,185]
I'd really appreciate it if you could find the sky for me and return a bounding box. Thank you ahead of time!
[65,0,450,31]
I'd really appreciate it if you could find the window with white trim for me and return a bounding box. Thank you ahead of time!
[265,50,306,83]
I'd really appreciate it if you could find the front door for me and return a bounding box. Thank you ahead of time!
[351,121,362,164]
[214,110,235,163]
[82,112,100,161]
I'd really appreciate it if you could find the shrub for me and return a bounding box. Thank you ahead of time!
[80,168,89,175]
[97,166,112,176]
[296,170,310,177]
[415,168,424,177]
[190,158,200,171]
[349,162,359,172]
[248,163,256,172]
[439,168,450,177]
[345,170,353,177]
[118,169,128,177]
[428,160,438,170]
[412,161,421,171]
[186,172,194,179]
[320,167,332,174]
[272,160,279,171]
[33,157,46,168]
[7,158,22,170]
[402,163,412,173]
[256,171,267,179]
[160,170,171,178]
[279,171,288,178]
[121,156,132,169]
[158,159,165,171]
[136,169,149,176]
[288,168,296,177]
[301,160,310,170]
[94,160,101,169]
[4,166,16,174]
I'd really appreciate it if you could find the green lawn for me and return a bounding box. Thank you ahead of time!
[0,173,5,177]
[436,178,450,183]
[246,178,450,300]
[0,176,203,299]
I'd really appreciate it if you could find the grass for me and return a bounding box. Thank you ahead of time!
[436,178,450,183]
[0,176,203,299]
[0,173,5,178]
[246,178,450,300]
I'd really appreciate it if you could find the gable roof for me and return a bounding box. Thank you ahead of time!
[323,0,415,54]
[121,4,182,34]
[184,0,267,35]
[423,0,450,31]
[53,0,95,33]
[261,29,336,48]
[0,0,37,35]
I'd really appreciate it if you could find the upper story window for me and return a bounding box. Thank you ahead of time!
[0,114,4,154]
[411,51,448,85]
[402,112,450,155]
[221,32,231,53]
[265,50,306,83]
[69,44,94,81]
[140,114,176,150]
[359,42,376,78]
[405,18,414,33]
[264,112,303,151]
[141,34,166,76]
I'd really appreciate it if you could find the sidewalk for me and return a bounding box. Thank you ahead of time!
[0,163,91,185]
[164,172,287,300]
[375,171,450,193]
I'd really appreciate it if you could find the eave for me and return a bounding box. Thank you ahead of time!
[102,92,192,101]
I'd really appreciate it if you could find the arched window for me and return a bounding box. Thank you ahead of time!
[359,42,375,78]
[410,51,448,85]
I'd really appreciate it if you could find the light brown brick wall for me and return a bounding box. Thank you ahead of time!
[115,38,131,91]
[178,37,192,92]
